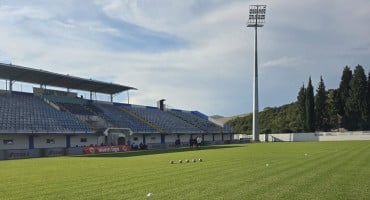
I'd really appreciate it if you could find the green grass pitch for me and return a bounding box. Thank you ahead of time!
[0,141,369,200]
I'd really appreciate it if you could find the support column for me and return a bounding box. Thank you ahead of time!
[28,135,34,149]
[160,134,165,144]
[66,135,71,148]
[9,80,13,91]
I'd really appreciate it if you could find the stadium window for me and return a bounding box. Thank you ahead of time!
[150,137,156,141]
[3,139,14,145]
[80,138,87,142]
[133,137,138,141]
[46,138,55,144]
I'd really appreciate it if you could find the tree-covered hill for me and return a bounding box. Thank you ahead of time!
[227,65,370,134]
[226,103,298,134]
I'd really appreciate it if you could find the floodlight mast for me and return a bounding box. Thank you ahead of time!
[247,5,266,142]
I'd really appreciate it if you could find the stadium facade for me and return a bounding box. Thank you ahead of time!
[0,63,233,159]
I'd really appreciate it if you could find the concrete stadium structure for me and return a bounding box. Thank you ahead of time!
[0,63,233,159]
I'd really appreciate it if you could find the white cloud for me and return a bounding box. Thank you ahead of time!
[261,56,303,69]
[95,0,197,33]
[0,5,51,20]
[0,0,369,117]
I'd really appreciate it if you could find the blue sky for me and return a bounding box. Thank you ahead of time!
[0,0,369,117]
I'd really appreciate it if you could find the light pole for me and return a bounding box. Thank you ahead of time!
[247,5,266,142]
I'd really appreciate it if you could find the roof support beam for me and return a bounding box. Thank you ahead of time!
[9,80,14,91]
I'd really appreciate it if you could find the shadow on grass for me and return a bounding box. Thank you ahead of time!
[74,144,245,158]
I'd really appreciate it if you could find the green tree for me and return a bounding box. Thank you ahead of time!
[315,76,330,131]
[226,103,299,134]
[345,65,368,130]
[227,64,370,134]
[327,89,340,130]
[227,116,252,134]
[305,77,315,132]
[338,66,352,129]
[296,84,306,132]
[367,72,370,127]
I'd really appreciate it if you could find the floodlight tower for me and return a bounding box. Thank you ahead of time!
[247,5,266,142]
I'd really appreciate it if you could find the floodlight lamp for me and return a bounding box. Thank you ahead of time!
[247,5,266,27]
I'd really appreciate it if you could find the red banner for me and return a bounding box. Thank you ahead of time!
[83,145,131,154]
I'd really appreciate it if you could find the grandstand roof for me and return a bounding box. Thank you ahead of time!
[0,63,136,94]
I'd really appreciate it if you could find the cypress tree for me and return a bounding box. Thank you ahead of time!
[305,77,315,132]
[315,76,330,131]
[346,65,368,130]
[367,72,370,128]
[327,89,340,130]
[338,66,352,129]
[297,84,306,132]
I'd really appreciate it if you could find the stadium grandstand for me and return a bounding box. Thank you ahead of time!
[0,63,232,159]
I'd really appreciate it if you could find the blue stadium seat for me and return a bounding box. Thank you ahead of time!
[168,109,227,133]
[91,103,158,133]
[0,92,93,133]
[124,105,203,134]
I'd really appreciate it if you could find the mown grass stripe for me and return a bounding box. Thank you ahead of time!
[263,142,366,200]
[1,141,369,200]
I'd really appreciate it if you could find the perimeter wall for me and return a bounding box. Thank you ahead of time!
[262,131,370,142]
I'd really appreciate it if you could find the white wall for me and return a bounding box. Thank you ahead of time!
[70,135,99,147]
[0,132,234,150]
[204,134,213,142]
[179,134,190,143]
[146,134,161,144]
[213,134,222,141]
[318,132,370,141]
[162,134,229,145]
[130,135,144,145]
[164,134,177,144]
[34,135,66,148]
[264,131,370,142]
[0,135,29,150]
[224,134,232,141]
